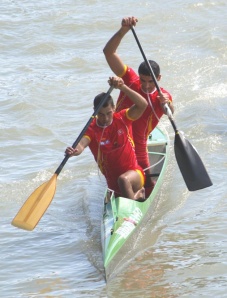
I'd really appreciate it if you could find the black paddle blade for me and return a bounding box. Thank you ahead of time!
[174,132,213,191]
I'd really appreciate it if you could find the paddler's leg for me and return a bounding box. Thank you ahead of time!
[117,169,144,200]
[134,187,145,201]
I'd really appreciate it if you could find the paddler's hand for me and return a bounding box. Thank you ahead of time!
[158,92,174,114]
[65,146,79,157]
[121,16,138,29]
[158,92,170,105]
[108,76,124,90]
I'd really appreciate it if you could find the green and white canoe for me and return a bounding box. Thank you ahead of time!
[101,126,170,281]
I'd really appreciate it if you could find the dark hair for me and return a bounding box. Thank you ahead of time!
[138,60,160,78]
[93,92,114,109]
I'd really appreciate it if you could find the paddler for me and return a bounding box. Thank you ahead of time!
[103,16,174,196]
[65,76,147,200]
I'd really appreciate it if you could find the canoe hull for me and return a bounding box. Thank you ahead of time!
[101,127,170,281]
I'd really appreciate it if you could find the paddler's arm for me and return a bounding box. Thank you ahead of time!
[103,16,138,77]
[109,76,147,120]
[65,136,90,157]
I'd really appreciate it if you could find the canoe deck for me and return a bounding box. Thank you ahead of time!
[101,126,169,281]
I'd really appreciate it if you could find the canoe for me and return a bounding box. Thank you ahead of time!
[101,126,170,281]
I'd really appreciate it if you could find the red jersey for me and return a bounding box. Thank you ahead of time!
[84,109,144,194]
[117,66,172,169]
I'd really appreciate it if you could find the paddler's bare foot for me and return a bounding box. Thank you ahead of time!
[134,187,146,202]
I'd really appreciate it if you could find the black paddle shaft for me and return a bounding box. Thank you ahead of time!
[131,26,177,131]
[131,26,212,191]
[55,86,114,176]
[131,26,160,92]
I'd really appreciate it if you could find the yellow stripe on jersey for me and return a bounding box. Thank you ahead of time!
[126,108,137,121]
[84,135,91,142]
[119,64,128,78]
[136,169,145,187]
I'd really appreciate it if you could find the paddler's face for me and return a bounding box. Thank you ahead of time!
[139,74,161,93]
[96,104,115,127]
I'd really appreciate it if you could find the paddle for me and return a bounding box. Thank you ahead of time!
[11,86,114,231]
[131,26,212,191]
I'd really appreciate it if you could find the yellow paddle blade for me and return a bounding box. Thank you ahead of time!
[11,174,57,231]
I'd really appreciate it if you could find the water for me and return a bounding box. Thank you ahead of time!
[0,0,227,297]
